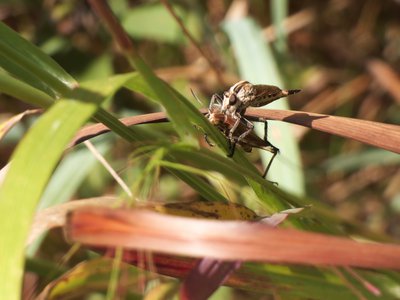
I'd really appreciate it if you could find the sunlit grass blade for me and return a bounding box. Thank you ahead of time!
[271,0,288,52]
[0,95,101,300]
[26,140,111,256]
[223,17,304,196]
[0,71,55,107]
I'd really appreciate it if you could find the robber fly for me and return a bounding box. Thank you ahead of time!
[220,80,300,143]
[221,80,301,115]
[205,93,279,178]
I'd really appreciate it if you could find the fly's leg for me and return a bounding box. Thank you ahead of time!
[262,147,279,178]
[235,115,254,144]
[209,93,222,108]
[225,112,241,157]
[228,113,241,141]
[204,133,215,147]
[261,120,280,178]
[228,113,253,141]
[227,139,236,157]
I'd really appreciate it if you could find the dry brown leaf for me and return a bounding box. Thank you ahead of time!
[246,109,400,154]
[367,59,400,104]
[69,109,400,154]
[28,197,118,246]
[178,206,300,300]
[0,109,41,141]
[66,207,400,269]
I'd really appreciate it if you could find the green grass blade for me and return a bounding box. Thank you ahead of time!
[271,0,288,52]
[0,71,54,107]
[122,3,188,44]
[167,168,228,202]
[26,140,111,257]
[124,71,232,152]
[0,21,76,96]
[0,91,102,300]
[223,17,305,196]
[323,149,400,173]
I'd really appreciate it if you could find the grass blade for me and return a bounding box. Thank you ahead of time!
[0,21,76,96]
[0,89,102,300]
[223,17,305,196]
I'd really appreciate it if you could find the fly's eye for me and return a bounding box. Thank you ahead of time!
[229,94,237,105]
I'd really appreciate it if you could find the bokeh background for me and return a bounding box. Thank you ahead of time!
[1,1,400,298]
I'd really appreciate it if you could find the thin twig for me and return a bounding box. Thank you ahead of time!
[160,0,225,86]
[344,267,381,297]
[262,8,315,42]
[87,0,134,54]
[84,141,133,198]
[331,267,367,300]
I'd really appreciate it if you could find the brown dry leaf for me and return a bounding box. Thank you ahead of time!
[68,111,169,148]
[66,207,400,269]
[69,109,400,154]
[246,108,400,154]
[178,207,301,300]
[367,59,400,104]
[0,109,41,141]
[28,197,118,246]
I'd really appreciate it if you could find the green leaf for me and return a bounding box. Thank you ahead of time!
[124,68,230,151]
[26,140,111,257]
[0,89,102,300]
[0,21,76,96]
[270,0,288,52]
[0,71,54,108]
[122,3,198,44]
[39,258,140,299]
[323,149,400,173]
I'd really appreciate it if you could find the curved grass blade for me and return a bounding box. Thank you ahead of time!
[0,89,103,300]
[26,140,111,256]
[223,17,305,196]
[0,71,55,108]
[0,22,76,96]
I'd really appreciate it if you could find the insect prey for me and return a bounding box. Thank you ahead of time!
[206,93,279,178]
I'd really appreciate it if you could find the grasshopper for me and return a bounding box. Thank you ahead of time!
[220,80,300,144]
[206,93,279,178]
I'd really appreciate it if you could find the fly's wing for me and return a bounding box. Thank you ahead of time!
[246,84,301,108]
[234,120,277,154]
[232,120,266,151]
[239,131,275,153]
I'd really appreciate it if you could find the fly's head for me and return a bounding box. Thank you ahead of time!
[221,90,239,115]
[221,80,258,114]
